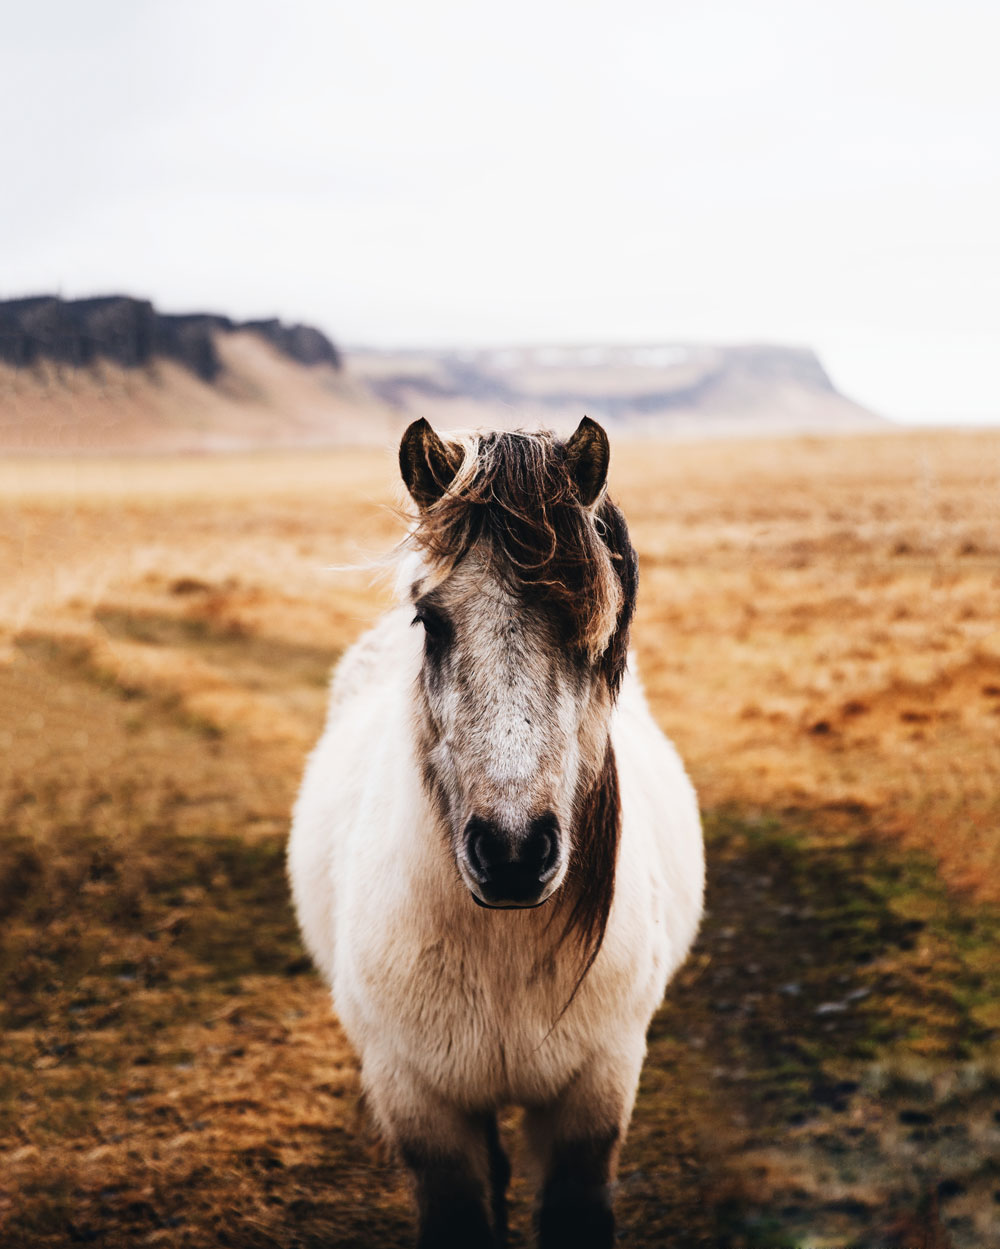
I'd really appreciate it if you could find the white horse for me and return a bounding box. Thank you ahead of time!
[288,417,704,1248]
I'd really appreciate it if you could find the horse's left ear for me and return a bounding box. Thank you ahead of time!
[565,417,610,507]
[399,418,463,509]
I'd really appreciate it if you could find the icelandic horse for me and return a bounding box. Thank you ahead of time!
[289,417,704,1247]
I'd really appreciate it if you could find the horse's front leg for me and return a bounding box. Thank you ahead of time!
[367,1069,502,1249]
[401,1138,499,1249]
[524,1049,643,1249]
[484,1112,511,1243]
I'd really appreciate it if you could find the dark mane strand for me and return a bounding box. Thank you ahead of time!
[548,741,621,1023]
[594,498,638,694]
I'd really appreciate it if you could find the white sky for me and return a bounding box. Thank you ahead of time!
[2,0,997,422]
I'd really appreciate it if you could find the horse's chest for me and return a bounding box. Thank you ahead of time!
[340,917,598,1105]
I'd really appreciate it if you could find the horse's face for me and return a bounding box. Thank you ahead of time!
[400,417,636,912]
[412,552,613,909]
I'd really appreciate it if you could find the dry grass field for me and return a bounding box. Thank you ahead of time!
[2,429,999,1248]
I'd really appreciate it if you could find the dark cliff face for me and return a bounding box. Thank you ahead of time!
[0,296,341,382]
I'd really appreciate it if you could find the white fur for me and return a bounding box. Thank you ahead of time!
[288,598,705,1154]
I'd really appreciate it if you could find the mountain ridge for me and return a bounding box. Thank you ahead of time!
[0,295,341,382]
[0,295,884,452]
[349,341,883,436]
[0,296,392,454]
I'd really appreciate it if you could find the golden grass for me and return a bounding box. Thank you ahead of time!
[2,427,997,1246]
[6,429,996,894]
[614,430,1000,899]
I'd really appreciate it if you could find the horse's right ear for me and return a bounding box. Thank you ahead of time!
[399,418,462,509]
[565,416,610,507]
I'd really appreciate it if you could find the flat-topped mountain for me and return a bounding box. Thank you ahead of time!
[0,295,342,380]
[0,296,393,453]
[350,342,883,435]
[0,297,883,452]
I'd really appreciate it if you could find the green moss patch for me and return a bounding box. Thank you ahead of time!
[626,809,1000,1247]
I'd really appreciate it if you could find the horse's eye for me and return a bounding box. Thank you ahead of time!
[412,606,451,645]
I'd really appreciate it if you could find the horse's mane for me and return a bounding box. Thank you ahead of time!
[404,429,638,693]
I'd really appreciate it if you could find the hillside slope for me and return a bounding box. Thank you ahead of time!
[0,296,395,454]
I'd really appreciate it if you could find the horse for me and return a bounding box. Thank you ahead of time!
[288,416,704,1248]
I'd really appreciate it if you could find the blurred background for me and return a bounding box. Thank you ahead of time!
[1,3,999,1247]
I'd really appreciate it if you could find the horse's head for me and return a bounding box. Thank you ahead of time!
[399,418,637,916]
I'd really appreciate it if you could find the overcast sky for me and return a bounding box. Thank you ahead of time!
[2,0,997,421]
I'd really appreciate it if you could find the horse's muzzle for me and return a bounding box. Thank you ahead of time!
[463,812,561,908]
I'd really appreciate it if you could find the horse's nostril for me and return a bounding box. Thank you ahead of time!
[466,819,507,880]
[469,832,488,877]
[525,813,560,878]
